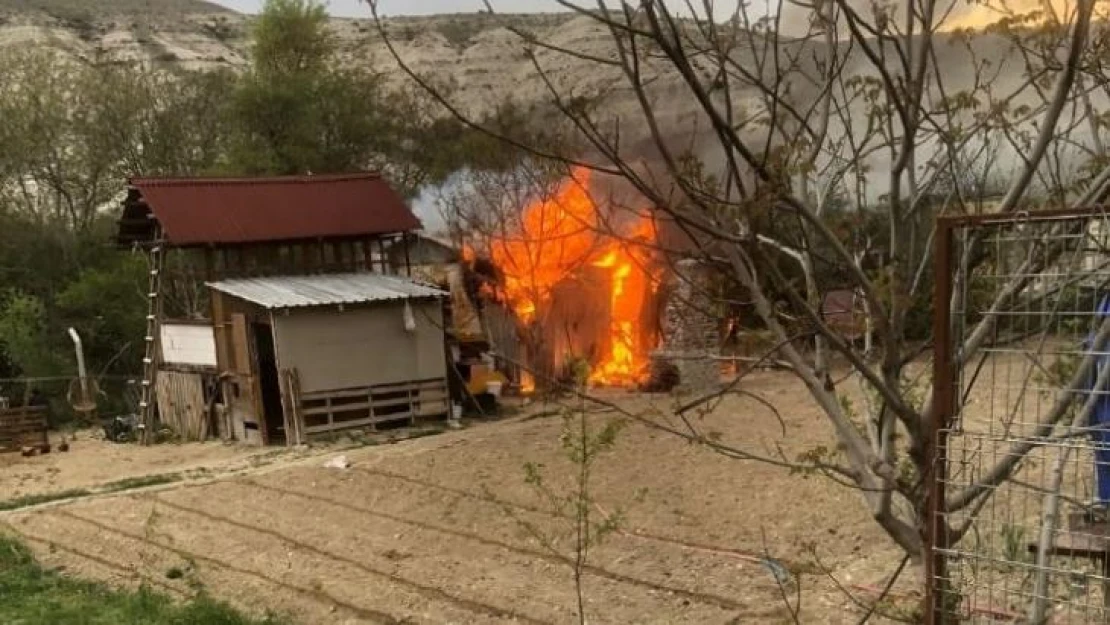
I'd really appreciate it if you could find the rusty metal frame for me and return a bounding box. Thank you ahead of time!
[924,205,1110,623]
[925,215,955,624]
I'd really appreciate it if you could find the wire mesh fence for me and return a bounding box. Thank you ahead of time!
[0,375,140,429]
[933,208,1110,623]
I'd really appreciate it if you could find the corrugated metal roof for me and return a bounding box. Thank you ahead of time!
[207,272,447,309]
[127,173,421,247]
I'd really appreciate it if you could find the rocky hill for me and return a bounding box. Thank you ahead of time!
[0,2,583,113]
[0,1,1099,203]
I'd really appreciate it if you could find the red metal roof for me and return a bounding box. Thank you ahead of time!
[128,173,421,246]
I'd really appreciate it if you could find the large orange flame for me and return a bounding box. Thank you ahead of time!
[586,219,657,386]
[487,167,657,387]
[489,167,599,324]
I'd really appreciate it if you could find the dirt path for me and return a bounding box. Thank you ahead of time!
[1,374,916,623]
[0,430,284,502]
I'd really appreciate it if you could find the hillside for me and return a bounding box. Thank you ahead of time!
[0,6,701,118]
[0,0,231,15]
[0,2,1099,204]
[0,4,1048,115]
[0,6,588,112]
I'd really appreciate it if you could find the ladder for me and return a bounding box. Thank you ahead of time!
[138,240,165,445]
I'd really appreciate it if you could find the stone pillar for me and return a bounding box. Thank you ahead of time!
[652,259,720,393]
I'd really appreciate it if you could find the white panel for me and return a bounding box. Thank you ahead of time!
[273,302,446,394]
[161,324,218,368]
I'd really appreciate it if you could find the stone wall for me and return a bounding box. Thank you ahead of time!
[652,259,720,393]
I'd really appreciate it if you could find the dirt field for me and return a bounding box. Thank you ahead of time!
[0,370,915,624]
[0,431,287,501]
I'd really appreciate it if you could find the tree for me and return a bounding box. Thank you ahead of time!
[371,0,1108,559]
[233,0,464,194]
[251,0,333,78]
[54,255,148,378]
[0,50,235,380]
[0,293,64,379]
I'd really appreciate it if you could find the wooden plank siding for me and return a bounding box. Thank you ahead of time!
[295,377,449,435]
[154,371,209,441]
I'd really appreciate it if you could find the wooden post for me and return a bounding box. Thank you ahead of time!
[210,291,230,373]
[1103,554,1110,611]
[926,217,955,624]
[290,369,304,445]
[403,232,413,277]
[377,238,388,274]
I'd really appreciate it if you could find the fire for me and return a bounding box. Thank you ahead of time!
[586,222,657,386]
[487,166,658,387]
[488,167,601,324]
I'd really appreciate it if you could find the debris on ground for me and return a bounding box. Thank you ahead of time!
[102,415,139,443]
[323,455,350,469]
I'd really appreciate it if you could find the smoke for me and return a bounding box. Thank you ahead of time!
[411,184,449,235]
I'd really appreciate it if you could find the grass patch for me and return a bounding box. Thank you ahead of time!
[0,534,283,624]
[100,472,183,493]
[0,472,185,513]
[0,489,92,513]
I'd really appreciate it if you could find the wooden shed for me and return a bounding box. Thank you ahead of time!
[207,272,449,444]
[115,172,442,445]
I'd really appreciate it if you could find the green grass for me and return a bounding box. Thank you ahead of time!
[0,535,283,624]
[0,472,185,513]
[0,489,92,513]
[100,472,183,493]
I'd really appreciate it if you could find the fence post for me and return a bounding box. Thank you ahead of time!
[925,217,956,624]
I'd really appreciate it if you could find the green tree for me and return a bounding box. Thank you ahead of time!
[231,0,467,194]
[55,255,148,377]
[250,0,333,78]
[0,293,65,378]
[231,0,343,175]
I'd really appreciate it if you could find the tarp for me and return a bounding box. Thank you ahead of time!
[1089,294,1110,502]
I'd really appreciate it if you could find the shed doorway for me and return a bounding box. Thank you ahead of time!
[252,322,285,445]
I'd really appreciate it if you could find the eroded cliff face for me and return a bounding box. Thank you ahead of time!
[0,5,581,112]
[3,2,1097,205]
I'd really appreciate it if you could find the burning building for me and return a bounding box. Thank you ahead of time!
[477,166,663,390]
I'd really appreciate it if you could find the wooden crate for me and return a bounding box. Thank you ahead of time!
[0,406,48,453]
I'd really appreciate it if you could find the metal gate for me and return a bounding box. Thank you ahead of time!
[929,208,1110,623]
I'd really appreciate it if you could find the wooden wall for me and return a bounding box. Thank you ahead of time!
[155,371,210,441]
[209,291,449,445]
[200,235,406,282]
[272,299,446,394]
[210,290,269,445]
[0,406,48,453]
